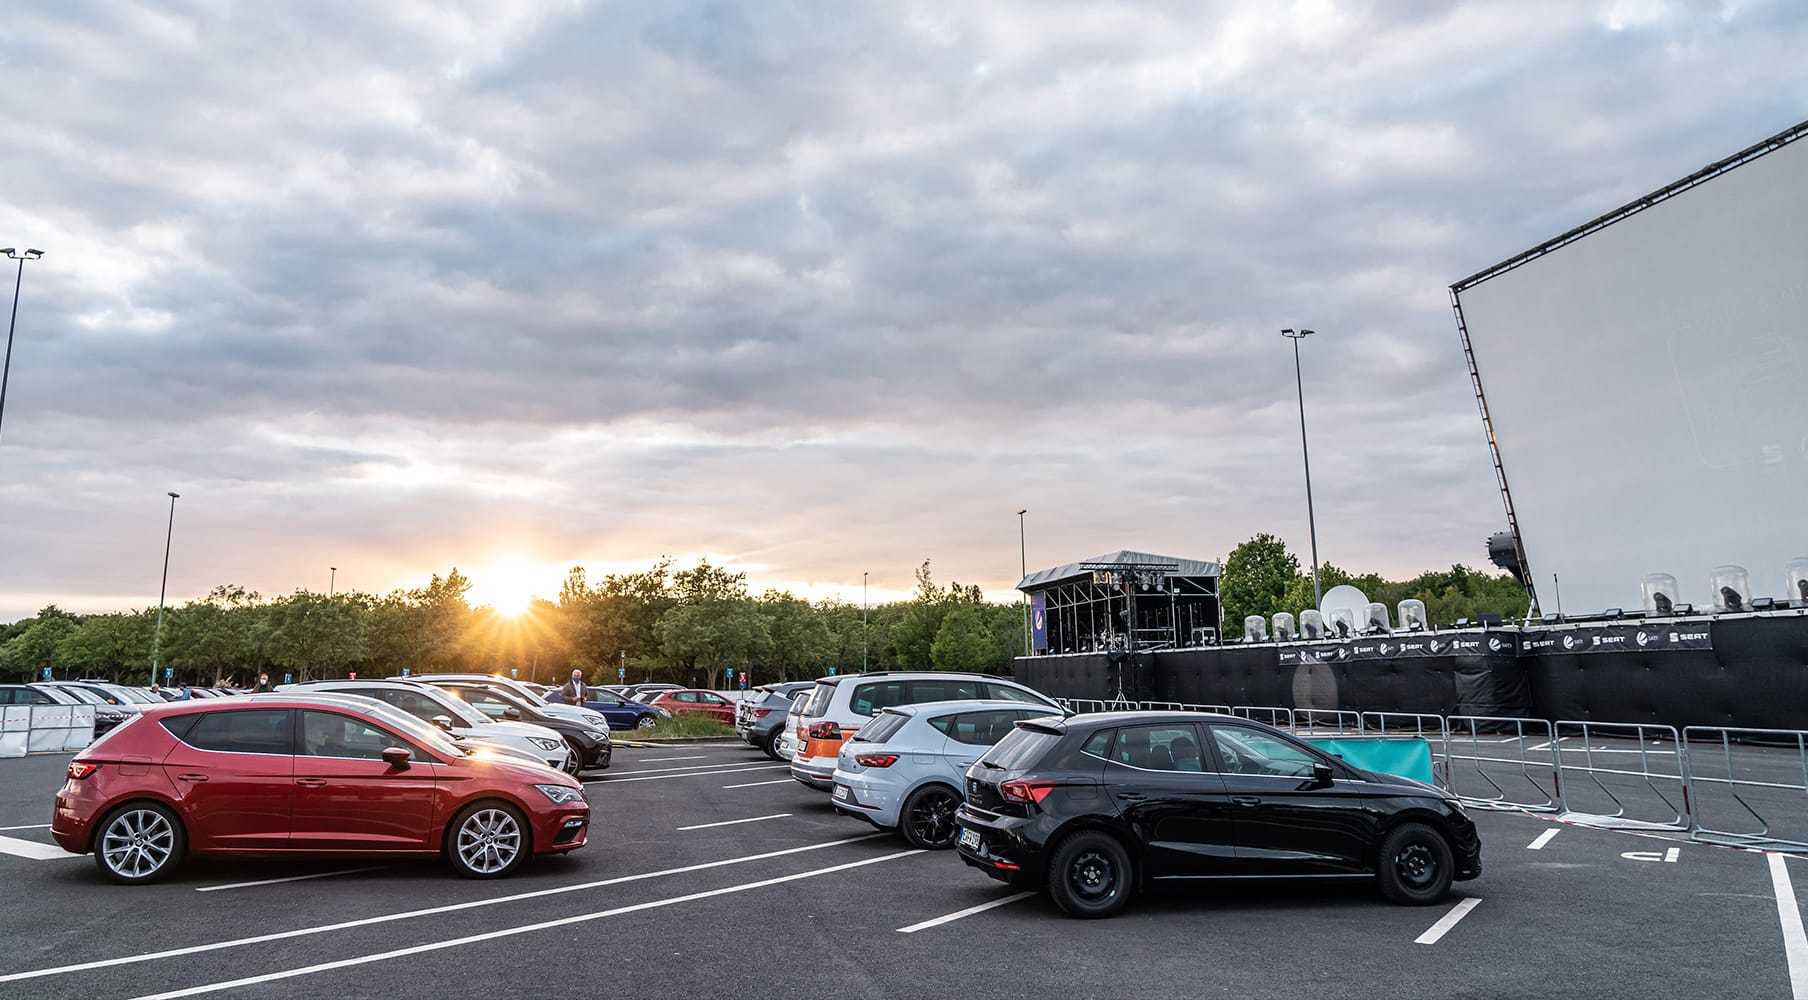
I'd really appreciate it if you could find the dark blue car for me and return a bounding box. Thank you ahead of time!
[544,688,666,730]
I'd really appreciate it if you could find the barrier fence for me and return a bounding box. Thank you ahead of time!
[0,704,96,758]
[1049,698,1808,853]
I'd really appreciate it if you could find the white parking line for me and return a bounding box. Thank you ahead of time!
[1527,829,1560,850]
[0,823,50,832]
[677,814,791,831]
[593,765,790,784]
[897,892,1035,933]
[0,835,73,861]
[1768,853,1808,999]
[586,760,778,780]
[1415,897,1481,944]
[638,755,709,763]
[0,833,886,985]
[196,867,389,892]
[723,778,794,789]
[129,849,925,999]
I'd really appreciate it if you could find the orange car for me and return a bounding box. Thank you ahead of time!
[788,672,1061,790]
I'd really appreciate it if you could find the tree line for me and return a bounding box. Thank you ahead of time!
[0,536,1532,687]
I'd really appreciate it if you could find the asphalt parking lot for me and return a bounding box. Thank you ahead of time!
[2,743,1805,1000]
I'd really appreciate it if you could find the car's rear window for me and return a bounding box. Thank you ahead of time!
[978,727,1062,771]
[851,711,911,745]
[805,683,836,718]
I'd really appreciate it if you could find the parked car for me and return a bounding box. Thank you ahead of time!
[790,672,1063,791]
[51,693,590,884]
[542,686,665,731]
[279,680,574,773]
[774,688,811,761]
[0,683,78,706]
[424,680,612,771]
[832,700,1058,848]
[627,683,682,699]
[954,711,1483,918]
[737,682,814,759]
[644,689,736,725]
[36,683,138,736]
[418,674,618,730]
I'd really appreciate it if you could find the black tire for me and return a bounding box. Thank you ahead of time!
[1376,822,1454,905]
[1045,829,1133,918]
[446,801,530,879]
[899,785,963,850]
[93,801,186,885]
[763,729,785,761]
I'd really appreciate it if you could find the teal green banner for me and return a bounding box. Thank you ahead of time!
[1306,737,1435,785]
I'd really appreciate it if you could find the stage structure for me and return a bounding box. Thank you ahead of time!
[1019,550,1221,654]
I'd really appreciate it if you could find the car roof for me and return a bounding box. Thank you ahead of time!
[813,671,1013,686]
[880,698,1059,718]
[1062,710,1246,727]
[112,692,396,717]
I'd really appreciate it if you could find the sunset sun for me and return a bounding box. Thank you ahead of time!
[467,560,548,617]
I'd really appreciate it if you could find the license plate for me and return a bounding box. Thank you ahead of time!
[832,784,850,802]
[959,828,981,850]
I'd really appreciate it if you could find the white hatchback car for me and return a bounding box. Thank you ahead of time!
[831,699,1062,849]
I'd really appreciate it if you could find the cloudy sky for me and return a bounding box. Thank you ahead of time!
[1,0,1804,620]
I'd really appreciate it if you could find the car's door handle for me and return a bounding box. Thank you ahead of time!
[175,773,208,783]
[295,777,328,788]
[1115,791,1146,801]
[1232,795,1262,807]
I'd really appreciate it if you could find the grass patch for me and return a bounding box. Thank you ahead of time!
[634,713,739,739]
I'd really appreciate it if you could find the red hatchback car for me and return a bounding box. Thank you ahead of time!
[52,694,590,884]
[646,689,737,724]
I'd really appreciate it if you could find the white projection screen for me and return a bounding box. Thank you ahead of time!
[1453,121,1808,616]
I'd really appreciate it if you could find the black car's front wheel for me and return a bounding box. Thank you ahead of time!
[899,785,962,850]
[1376,822,1454,905]
[1046,830,1133,918]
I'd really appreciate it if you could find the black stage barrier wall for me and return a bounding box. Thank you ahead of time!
[1013,612,1808,731]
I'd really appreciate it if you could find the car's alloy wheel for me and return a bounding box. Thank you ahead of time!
[763,729,785,761]
[95,803,185,884]
[451,805,527,879]
[1376,822,1454,905]
[635,715,657,730]
[1046,830,1132,918]
[900,786,961,849]
[563,741,583,775]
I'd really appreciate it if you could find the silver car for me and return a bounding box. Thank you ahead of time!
[830,700,1061,849]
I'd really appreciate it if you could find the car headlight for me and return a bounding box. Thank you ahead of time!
[534,784,585,805]
[583,729,610,743]
[654,707,672,718]
[527,737,563,752]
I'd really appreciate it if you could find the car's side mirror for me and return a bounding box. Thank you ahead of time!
[502,707,521,721]
[1309,762,1334,789]
[431,715,453,730]
[381,747,412,769]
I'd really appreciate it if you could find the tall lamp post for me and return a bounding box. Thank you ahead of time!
[329,566,337,598]
[861,572,869,671]
[1281,329,1322,610]
[0,248,46,447]
[151,492,181,684]
[1016,509,1029,655]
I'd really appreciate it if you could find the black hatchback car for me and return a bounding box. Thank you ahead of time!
[955,711,1480,918]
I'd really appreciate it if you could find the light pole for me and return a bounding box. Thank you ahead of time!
[329,566,336,598]
[862,572,869,671]
[0,248,46,447]
[151,492,181,684]
[1016,509,1029,655]
[1281,329,1322,610]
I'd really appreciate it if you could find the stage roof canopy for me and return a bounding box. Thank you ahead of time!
[1018,549,1221,592]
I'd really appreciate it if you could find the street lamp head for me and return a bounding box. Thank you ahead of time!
[1016,508,1027,516]
[0,249,12,256]
[168,492,180,499]
[1281,328,1315,340]
[24,249,43,259]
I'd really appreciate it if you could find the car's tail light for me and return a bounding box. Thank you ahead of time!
[67,762,100,780]
[805,721,842,741]
[755,708,773,718]
[999,779,1056,804]
[854,753,898,768]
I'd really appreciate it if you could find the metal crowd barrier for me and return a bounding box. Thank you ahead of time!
[1442,716,1561,811]
[1550,722,1690,831]
[1294,709,1363,736]
[1233,705,1296,729]
[1684,726,1808,852]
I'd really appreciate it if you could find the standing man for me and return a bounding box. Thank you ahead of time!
[560,669,588,707]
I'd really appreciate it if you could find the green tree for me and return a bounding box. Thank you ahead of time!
[1220,533,1300,636]
[759,590,835,681]
[58,612,156,681]
[162,586,262,685]
[252,592,371,681]
[931,603,1003,673]
[0,606,79,682]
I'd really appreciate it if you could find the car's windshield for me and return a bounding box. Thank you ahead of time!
[104,686,161,705]
[345,698,470,757]
[55,685,108,705]
[26,685,76,704]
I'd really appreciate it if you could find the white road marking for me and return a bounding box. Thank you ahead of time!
[1771,853,1808,1000]
[593,764,789,784]
[0,835,73,861]
[723,778,795,789]
[638,755,709,763]
[1414,897,1482,945]
[897,892,1035,933]
[1527,829,1559,850]
[196,867,389,892]
[585,760,778,780]
[128,849,925,999]
[677,814,791,831]
[0,833,886,985]
[1665,847,1681,863]
[0,823,50,832]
